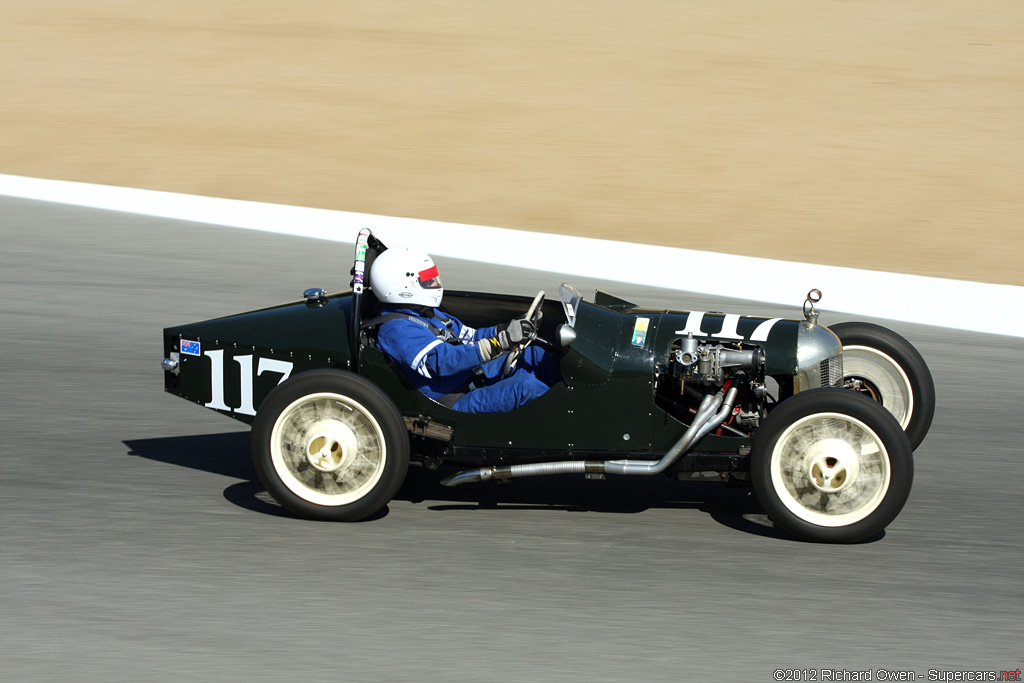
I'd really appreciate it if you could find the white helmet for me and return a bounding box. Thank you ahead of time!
[369,245,444,307]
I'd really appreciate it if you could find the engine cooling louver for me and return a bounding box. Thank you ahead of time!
[821,355,844,387]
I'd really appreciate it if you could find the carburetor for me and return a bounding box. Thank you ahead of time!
[672,333,765,386]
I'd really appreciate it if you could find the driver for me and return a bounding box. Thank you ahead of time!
[367,245,560,413]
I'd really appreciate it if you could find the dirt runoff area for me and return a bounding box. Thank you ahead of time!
[2,1,1021,286]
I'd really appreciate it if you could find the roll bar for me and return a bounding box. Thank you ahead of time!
[349,228,387,372]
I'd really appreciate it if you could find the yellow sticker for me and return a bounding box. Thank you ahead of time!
[632,317,650,346]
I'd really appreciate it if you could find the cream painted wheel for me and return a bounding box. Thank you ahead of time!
[752,388,913,543]
[842,345,914,430]
[830,322,934,450]
[770,413,890,527]
[270,392,388,506]
[252,370,409,521]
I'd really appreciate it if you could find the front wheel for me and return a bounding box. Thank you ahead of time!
[829,321,934,450]
[751,388,913,543]
[251,369,410,521]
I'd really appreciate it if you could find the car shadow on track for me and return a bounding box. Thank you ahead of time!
[124,431,827,541]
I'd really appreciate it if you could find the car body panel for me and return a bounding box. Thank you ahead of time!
[164,286,826,461]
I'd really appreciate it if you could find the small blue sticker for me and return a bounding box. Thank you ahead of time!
[181,340,201,356]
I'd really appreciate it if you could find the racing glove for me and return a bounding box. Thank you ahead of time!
[478,319,536,362]
[497,309,541,337]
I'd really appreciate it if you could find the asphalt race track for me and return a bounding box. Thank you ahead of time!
[2,196,1021,680]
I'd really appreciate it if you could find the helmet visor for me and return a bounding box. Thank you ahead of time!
[418,264,442,289]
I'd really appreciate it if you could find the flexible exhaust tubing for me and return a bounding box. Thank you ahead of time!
[440,386,739,487]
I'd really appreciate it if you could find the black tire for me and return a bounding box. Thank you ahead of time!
[830,321,934,450]
[751,388,913,543]
[251,369,409,521]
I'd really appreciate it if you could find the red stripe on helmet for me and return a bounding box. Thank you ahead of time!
[418,264,439,283]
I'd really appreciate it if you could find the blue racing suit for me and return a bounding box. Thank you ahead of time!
[374,305,560,413]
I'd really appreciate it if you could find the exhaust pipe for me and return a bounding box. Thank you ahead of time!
[440,386,739,487]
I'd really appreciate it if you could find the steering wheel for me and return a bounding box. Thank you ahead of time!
[502,290,545,378]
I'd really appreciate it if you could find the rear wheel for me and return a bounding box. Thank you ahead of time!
[830,322,934,450]
[751,388,913,543]
[251,369,409,521]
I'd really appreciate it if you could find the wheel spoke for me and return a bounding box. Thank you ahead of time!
[860,441,880,456]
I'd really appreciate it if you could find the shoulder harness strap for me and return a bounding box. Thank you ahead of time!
[360,312,457,342]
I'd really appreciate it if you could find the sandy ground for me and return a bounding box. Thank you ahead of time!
[2,1,1021,285]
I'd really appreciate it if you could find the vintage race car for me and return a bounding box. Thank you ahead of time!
[161,229,935,542]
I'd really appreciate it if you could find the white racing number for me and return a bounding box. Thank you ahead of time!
[675,312,782,342]
[204,350,293,416]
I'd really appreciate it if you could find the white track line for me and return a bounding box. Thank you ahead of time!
[2,173,1022,337]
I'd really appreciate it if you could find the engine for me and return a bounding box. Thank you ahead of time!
[656,333,768,435]
[672,334,764,386]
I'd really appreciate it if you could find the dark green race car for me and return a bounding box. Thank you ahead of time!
[162,229,934,542]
